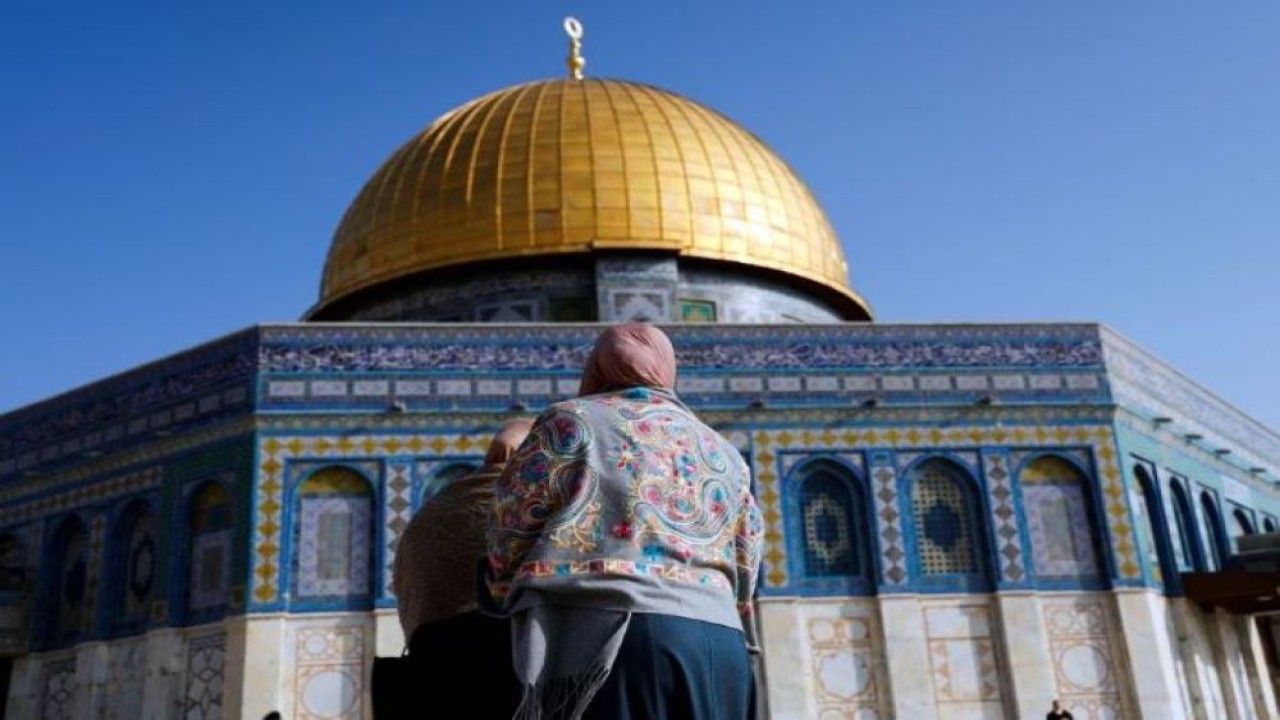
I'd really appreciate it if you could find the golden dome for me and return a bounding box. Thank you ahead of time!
[315,78,871,319]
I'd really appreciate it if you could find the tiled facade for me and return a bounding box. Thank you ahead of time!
[2,323,1279,718]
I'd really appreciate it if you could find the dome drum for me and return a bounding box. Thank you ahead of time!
[307,252,851,324]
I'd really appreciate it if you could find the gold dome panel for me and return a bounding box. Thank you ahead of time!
[317,78,870,318]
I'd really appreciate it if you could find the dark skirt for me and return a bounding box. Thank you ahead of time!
[407,611,519,718]
[582,613,756,720]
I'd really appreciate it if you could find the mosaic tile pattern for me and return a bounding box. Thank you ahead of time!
[869,456,907,586]
[0,330,256,476]
[251,421,1141,603]
[1011,448,1091,475]
[253,433,492,605]
[0,467,160,525]
[256,324,1105,374]
[1025,485,1099,578]
[295,623,367,720]
[742,424,1140,591]
[383,460,413,597]
[751,436,786,588]
[190,531,231,611]
[183,632,225,720]
[39,655,76,720]
[1021,458,1101,580]
[296,497,371,599]
[923,603,1006,712]
[1043,598,1127,720]
[982,452,1025,583]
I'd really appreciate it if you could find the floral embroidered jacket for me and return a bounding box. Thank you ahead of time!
[487,387,763,645]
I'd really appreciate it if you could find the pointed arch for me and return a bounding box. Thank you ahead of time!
[293,466,375,608]
[1265,516,1278,534]
[418,462,478,506]
[1200,491,1230,570]
[1130,464,1179,586]
[1231,507,1256,541]
[906,457,993,591]
[787,458,875,594]
[1019,455,1103,583]
[1169,479,1205,572]
[47,516,89,643]
[111,499,156,635]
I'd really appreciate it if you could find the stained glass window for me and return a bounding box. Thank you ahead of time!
[911,464,975,575]
[296,467,373,601]
[1021,457,1100,580]
[800,471,858,577]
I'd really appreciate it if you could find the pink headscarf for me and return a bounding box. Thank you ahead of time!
[483,418,534,466]
[578,323,677,396]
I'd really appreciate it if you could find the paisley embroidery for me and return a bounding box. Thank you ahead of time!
[489,389,762,613]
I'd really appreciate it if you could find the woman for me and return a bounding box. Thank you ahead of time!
[389,419,532,719]
[488,323,763,720]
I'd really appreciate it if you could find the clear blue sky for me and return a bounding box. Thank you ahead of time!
[2,2,1278,427]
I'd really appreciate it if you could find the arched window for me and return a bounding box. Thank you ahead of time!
[114,501,156,634]
[1200,492,1230,570]
[908,459,990,590]
[1130,465,1173,585]
[791,462,872,591]
[49,517,89,642]
[1231,508,1255,536]
[187,483,232,617]
[294,467,374,606]
[1265,517,1278,534]
[1169,481,1204,572]
[1019,456,1102,582]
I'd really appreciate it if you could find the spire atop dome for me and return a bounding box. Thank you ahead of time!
[564,17,585,80]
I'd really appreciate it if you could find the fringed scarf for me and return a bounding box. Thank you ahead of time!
[511,605,631,720]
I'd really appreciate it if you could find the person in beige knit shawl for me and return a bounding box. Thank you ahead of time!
[390,418,532,718]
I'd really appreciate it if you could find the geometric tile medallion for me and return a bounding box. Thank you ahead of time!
[182,633,225,720]
[1042,597,1127,719]
[295,623,367,720]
